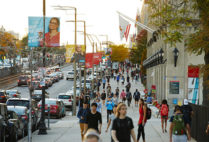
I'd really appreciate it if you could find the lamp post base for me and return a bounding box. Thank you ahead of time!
[38,122,47,135]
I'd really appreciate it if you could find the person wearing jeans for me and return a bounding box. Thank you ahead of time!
[77,102,90,141]
[105,96,114,123]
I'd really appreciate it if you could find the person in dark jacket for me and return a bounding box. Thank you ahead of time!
[77,102,90,141]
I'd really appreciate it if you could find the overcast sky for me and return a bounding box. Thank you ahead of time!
[0,0,143,52]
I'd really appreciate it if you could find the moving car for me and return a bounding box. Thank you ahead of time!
[66,71,74,80]
[32,90,49,102]
[57,93,72,109]
[17,75,30,86]
[0,90,7,103]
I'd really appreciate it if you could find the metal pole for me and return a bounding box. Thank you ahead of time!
[38,0,47,134]
[84,21,87,94]
[92,43,95,95]
[28,48,33,142]
[73,8,77,116]
[79,63,82,94]
[95,43,98,91]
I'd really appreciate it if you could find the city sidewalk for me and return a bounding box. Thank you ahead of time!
[19,73,196,142]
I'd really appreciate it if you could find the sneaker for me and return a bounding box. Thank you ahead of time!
[165,129,167,133]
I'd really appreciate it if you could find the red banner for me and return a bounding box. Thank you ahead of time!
[93,52,102,65]
[188,66,199,78]
[85,53,94,68]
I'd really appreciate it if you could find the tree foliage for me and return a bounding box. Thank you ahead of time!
[109,44,129,62]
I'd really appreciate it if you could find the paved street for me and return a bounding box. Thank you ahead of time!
[19,73,196,142]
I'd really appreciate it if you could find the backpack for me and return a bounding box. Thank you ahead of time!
[161,104,169,116]
[172,114,186,135]
[126,92,132,99]
[146,107,152,120]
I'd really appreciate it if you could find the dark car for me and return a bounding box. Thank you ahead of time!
[7,110,25,138]
[0,90,7,103]
[32,90,49,102]
[38,99,62,119]
[6,98,40,131]
[17,75,30,86]
[0,103,18,142]
[7,106,29,134]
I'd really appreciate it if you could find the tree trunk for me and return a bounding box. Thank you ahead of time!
[202,52,209,106]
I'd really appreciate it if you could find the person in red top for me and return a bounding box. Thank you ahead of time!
[137,98,147,142]
[120,89,126,103]
[160,99,169,133]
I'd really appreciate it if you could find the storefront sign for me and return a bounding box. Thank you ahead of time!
[169,81,180,94]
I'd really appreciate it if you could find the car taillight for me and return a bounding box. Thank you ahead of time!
[18,80,20,82]
[13,94,17,97]
[50,105,58,110]
[1,96,5,98]
[39,85,42,88]
[21,115,28,120]
[38,104,41,108]
[69,99,72,102]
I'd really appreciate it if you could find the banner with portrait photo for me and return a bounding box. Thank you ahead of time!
[69,45,86,63]
[28,16,60,47]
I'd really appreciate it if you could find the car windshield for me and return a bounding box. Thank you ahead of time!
[34,90,42,94]
[45,100,57,105]
[7,100,29,108]
[68,72,74,74]
[0,92,4,96]
[58,95,71,99]
[7,107,26,115]
[19,76,27,79]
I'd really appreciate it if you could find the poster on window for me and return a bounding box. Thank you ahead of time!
[188,78,199,104]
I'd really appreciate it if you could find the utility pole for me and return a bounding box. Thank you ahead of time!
[73,8,77,116]
[38,0,47,134]
[83,21,87,94]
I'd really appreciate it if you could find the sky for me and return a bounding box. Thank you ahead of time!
[0,0,143,52]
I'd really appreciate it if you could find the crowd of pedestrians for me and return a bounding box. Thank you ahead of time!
[77,63,199,142]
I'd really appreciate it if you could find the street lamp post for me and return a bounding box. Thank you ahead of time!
[173,48,179,67]
[38,0,47,135]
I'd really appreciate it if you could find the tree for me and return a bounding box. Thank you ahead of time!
[147,0,209,105]
[109,44,129,62]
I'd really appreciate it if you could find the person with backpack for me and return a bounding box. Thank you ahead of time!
[126,91,132,107]
[160,99,169,133]
[127,75,130,83]
[120,89,126,103]
[133,89,141,107]
[181,99,193,128]
[169,105,191,142]
[115,87,119,98]
[112,103,137,142]
[105,96,115,123]
[101,90,106,105]
[126,82,131,92]
[137,98,147,142]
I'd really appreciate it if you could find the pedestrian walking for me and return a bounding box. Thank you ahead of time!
[101,90,106,105]
[115,87,119,98]
[137,98,147,142]
[181,99,193,128]
[105,96,115,122]
[120,89,126,103]
[79,93,85,108]
[127,75,130,83]
[125,82,131,92]
[126,91,132,107]
[84,103,102,134]
[102,77,106,89]
[133,89,140,107]
[112,94,118,105]
[106,105,117,142]
[160,99,169,133]
[169,105,191,142]
[121,75,125,85]
[116,74,120,85]
[107,76,110,83]
[96,98,102,113]
[84,128,101,142]
[106,84,111,94]
[97,80,101,92]
[114,72,117,80]
[112,103,137,142]
[77,102,90,141]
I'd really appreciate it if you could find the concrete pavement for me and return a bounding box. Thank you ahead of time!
[19,73,196,142]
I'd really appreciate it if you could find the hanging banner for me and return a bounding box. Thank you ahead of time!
[85,53,93,68]
[93,52,102,65]
[28,16,60,47]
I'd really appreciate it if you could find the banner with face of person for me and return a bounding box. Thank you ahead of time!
[28,16,60,47]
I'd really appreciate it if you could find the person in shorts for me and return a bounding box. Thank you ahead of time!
[101,90,106,105]
[160,99,169,133]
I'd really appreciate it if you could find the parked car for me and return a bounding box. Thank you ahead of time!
[7,110,25,138]
[0,103,19,142]
[32,90,49,102]
[0,90,7,103]
[5,90,21,99]
[45,77,53,87]
[7,106,28,135]
[17,75,30,86]
[6,98,39,130]
[66,71,74,80]
[57,93,72,109]
[56,71,64,79]
[58,100,66,117]
[38,99,62,119]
